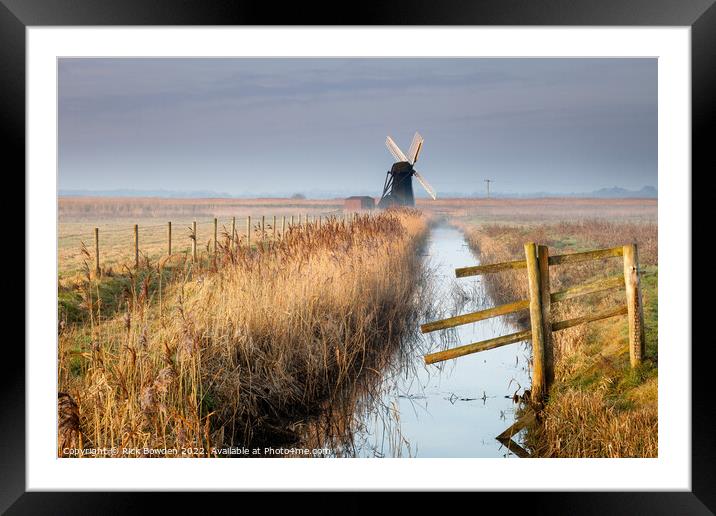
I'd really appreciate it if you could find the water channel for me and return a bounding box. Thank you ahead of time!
[344,224,532,457]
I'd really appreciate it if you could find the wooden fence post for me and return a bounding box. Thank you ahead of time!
[213,217,218,255]
[192,220,197,263]
[282,215,286,238]
[94,227,100,277]
[261,215,265,242]
[525,242,549,404]
[231,217,236,250]
[623,243,645,367]
[167,221,172,256]
[133,224,139,269]
[273,215,276,242]
[246,216,251,249]
[538,245,554,387]
[291,215,294,228]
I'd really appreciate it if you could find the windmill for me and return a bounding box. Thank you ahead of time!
[378,132,437,208]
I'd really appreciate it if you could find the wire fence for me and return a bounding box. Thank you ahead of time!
[58,210,361,277]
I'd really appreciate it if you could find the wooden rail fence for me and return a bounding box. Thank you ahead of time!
[420,241,645,457]
[71,212,360,275]
[421,243,645,405]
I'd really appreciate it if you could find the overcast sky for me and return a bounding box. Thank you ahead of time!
[58,58,657,196]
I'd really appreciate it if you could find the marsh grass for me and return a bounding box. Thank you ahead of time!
[58,210,429,456]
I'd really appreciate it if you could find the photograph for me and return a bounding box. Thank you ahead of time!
[56,56,659,459]
[9,2,707,505]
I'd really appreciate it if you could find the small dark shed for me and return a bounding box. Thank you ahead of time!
[344,196,376,211]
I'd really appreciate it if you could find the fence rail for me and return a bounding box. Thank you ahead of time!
[454,246,625,278]
[424,329,532,365]
[420,299,529,333]
[455,259,527,278]
[550,275,624,303]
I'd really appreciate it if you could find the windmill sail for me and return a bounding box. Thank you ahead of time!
[414,170,437,200]
[408,132,424,164]
[385,136,408,163]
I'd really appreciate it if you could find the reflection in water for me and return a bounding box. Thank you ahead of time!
[302,224,531,458]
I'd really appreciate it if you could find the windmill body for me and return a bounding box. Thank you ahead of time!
[382,161,416,206]
[378,132,436,209]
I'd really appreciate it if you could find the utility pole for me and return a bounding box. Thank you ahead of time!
[484,179,493,199]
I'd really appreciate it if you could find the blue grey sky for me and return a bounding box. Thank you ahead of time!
[58,58,657,196]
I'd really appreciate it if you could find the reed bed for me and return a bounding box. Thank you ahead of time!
[58,209,429,457]
[453,218,658,458]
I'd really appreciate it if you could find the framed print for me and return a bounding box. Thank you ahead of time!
[8,0,713,511]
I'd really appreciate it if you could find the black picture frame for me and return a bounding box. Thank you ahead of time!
[7,0,712,512]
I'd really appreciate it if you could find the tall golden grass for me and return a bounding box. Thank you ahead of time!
[454,218,658,458]
[58,210,429,456]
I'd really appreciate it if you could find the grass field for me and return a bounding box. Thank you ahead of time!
[417,197,656,223]
[59,196,345,219]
